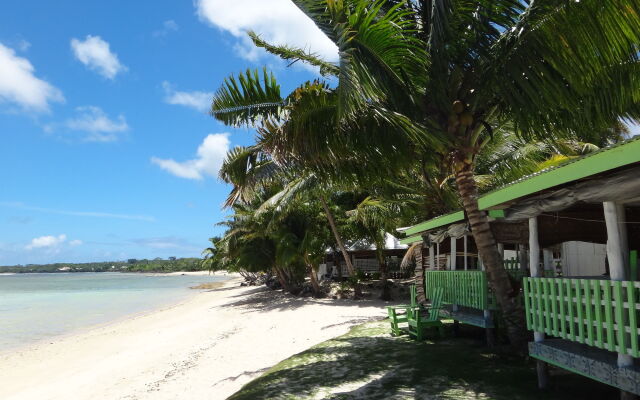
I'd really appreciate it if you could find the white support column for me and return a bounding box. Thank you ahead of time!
[450,237,457,271]
[543,249,554,275]
[436,242,440,269]
[529,217,542,337]
[497,243,505,262]
[464,233,468,270]
[617,204,630,274]
[428,244,435,270]
[529,216,548,388]
[603,201,634,369]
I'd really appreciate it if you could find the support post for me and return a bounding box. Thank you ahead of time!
[543,249,554,276]
[428,244,435,270]
[519,244,529,272]
[450,237,457,271]
[603,202,635,379]
[464,233,468,270]
[529,217,549,389]
[436,242,440,270]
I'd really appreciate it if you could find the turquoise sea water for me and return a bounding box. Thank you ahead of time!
[0,272,227,351]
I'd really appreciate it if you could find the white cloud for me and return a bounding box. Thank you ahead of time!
[162,81,213,112]
[0,43,64,112]
[48,106,129,142]
[0,201,155,222]
[151,133,230,180]
[195,0,338,62]
[70,35,126,79]
[153,20,179,38]
[25,234,67,250]
[17,40,31,52]
[69,239,83,246]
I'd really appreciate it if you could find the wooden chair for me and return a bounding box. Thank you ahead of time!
[386,285,419,336]
[407,287,444,340]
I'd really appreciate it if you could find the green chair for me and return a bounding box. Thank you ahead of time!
[407,287,444,340]
[386,285,419,336]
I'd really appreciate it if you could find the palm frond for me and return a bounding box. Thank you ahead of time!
[211,68,285,127]
[248,31,339,77]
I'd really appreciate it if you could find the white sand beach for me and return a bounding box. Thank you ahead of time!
[0,278,389,400]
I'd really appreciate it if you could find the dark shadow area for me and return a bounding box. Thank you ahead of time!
[221,286,401,313]
[228,322,618,400]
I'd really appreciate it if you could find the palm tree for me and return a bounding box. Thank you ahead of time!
[200,236,221,272]
[209,0,640,347]
[217,139,361,286]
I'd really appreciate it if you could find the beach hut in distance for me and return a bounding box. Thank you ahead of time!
[399,137,640,396]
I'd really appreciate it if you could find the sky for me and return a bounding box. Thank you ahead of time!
[0,0,338,265]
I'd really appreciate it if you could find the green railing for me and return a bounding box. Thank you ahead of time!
[424,271,489,310]
[523,277,640,358]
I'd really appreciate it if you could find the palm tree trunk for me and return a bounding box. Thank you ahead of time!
[307,263,322,297]
[376,249,391,300]
[319,196,362,297]
[320,196,356,276]
[273,266,291,293]
[454,163,527,350]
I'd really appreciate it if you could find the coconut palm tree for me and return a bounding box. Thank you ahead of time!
[217,141,362,286]
[211,0,640,346]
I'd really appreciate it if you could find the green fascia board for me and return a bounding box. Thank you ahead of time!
[399,234,423,245]
[402,137,640,236]
[479,137,640,210]
[488,209,505,219]
[404,211,465,236]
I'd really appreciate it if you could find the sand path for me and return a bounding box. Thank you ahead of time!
[0,279,389,400]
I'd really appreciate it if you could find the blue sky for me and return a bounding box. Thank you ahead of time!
[0,0,337,265]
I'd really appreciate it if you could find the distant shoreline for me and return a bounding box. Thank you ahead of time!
[0,270,226,276]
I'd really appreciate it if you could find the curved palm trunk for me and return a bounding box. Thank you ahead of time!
[413,244,427,304]
[454,163,527,350]
[320,197,356,276]
[307,262,322,297]
[273,266,291,293]
[376,249,391,300]
[319,196,362,297]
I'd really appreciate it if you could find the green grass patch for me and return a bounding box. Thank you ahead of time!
[229,320,616,399]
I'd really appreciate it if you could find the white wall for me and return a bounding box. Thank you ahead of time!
[561,241,607,277]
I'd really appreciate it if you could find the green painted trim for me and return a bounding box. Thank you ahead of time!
[424,270,489,310]
[479,138,640,209]
[488,209,505,219]
[399,234,423,245]
[404,211,464,236]
[524,277,640,358]
[400,138,640,235]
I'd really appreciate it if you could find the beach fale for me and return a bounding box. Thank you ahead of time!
[398,137,640,395]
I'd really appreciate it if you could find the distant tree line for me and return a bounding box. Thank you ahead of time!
[0,257,205,274]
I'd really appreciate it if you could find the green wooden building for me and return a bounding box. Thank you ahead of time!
[399,137,640,395]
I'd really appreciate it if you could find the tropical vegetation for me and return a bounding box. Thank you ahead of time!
[204,0,640,347]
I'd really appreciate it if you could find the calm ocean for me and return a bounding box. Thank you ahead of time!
[0,272,228,351]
